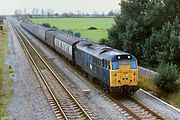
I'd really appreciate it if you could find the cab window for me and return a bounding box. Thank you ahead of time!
[112,60,129,70]
[112,62,118,70]
[130,59,137,69]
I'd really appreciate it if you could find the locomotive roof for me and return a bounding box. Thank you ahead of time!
[76,41,131,61]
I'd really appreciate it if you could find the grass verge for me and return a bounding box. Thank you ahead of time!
[138,75,180,108]
[0,21,13,118]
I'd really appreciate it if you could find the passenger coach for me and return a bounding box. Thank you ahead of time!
[54,34,80,61]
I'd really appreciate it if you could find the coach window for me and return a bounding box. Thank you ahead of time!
[67,46,69,53]
[97,59,100,66]
[63,43,65,50]
[65,44,67,51]
[60,41,62,48]
[59,41,61,48]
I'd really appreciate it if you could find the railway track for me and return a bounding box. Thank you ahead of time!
[13,21,165,120]
[50,47,165,120]
[12,23,93,120]
[119,97,164,120]
[55,52,165,120]
[85,77,165,120]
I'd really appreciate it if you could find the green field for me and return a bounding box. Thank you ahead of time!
[31,18,114,42]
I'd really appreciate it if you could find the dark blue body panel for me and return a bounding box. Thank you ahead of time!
[75,48,110,87]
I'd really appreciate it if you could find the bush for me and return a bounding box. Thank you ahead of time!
[0,16,3,24]
[87,26,97,30]
[0,20,3,24]
[99,38,109,45]
[154,63,180,92]
[75,32,81,38]
[52,26,58,30]
[61,29,66,33]
[42,23,51,28]
[67,30,73,35]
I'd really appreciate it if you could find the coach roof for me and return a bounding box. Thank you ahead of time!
[55,33,80,45]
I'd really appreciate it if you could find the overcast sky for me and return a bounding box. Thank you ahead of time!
[0,0,121,15]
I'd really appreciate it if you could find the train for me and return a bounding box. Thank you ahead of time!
[20,22,139,94]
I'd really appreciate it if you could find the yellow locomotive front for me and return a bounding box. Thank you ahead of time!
[109,55,139,94]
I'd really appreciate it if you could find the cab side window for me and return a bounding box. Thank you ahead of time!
[103,60,110,69]
[106,61,110,69]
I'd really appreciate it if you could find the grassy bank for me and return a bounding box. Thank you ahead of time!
[0,21,13,117]
[31,18,114,42]
[139,76,180,108]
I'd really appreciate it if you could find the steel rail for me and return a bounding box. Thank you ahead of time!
[13,23,92,120]
[14,22,164,120]
[13,24,68,120]
[129,97,164,120]
[62,56,165,120]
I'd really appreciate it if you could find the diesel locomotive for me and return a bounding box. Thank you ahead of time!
[21,22,139,94]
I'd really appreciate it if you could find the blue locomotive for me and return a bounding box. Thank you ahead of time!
[21,22,139,94]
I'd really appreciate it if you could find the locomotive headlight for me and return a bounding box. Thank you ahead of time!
[126,74,128,77]
[128,56,130,59]
[118,56,121,59]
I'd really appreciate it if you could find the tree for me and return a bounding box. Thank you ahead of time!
[108,10,115,16]
[47,9,51,17]
[142,18,180,68]
[67,30,73,35]
[75,32,81,38]
[55,13,59,17]
[0,16,4,24]
[108,0,180,67]
[32,8,36,16]
[42,23,51,28]
[99,38,109,45]
[108,0,151,61]
[23,8,27,15]
[62,13,70,18]
[35,8,39,16]
[41,9,44,17]
[154,63,180,92]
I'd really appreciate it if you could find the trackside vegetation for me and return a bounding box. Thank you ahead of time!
[138,75,180,108]
[0,19,13,118]
[154,63,180,92]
